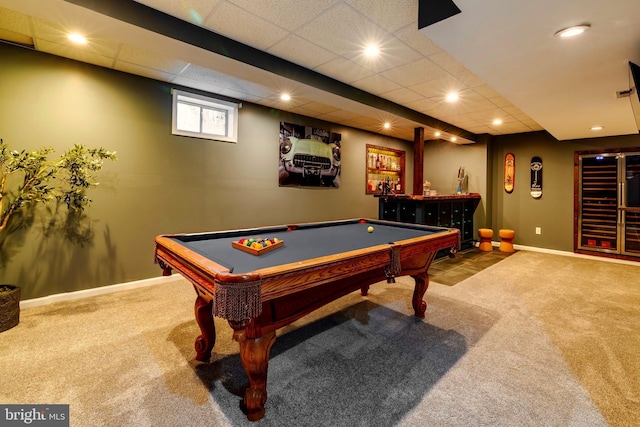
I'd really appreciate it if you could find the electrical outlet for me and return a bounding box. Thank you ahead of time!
[535,227,541,235]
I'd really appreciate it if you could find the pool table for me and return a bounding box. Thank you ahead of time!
[154,218,459,421]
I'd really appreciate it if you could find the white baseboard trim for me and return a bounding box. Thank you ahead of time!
[475,241,640,266]
[20,275,180,309]
[515,244,640,265]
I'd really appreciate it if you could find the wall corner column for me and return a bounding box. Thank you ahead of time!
[413,127,425,195]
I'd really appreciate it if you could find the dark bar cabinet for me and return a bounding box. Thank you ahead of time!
[376,193,481,250]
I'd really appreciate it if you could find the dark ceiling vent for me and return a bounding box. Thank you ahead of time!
[630,62,640,132]
[418,0,461,29]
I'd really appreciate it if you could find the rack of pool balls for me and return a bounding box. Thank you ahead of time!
[232,237,284,256]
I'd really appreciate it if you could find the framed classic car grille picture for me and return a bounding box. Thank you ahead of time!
[278,122,341,188]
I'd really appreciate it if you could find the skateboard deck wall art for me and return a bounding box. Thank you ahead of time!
[504,153,515,193]
[530,156,542,199]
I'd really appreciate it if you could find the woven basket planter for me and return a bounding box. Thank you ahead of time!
[0,285,20,333]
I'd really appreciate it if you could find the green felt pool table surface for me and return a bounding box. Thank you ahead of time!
[168,219,449,274]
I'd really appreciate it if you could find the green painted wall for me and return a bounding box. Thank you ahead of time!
[0,43,412,300]
[423,139,489,231]
[489,131,640,250]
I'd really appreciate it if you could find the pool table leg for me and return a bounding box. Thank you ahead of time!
[193,295,216,361]
[360,284,370,296]
[233,327,276,421]
[411,271,429,318]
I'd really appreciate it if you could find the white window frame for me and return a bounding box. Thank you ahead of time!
[171,89,239,143]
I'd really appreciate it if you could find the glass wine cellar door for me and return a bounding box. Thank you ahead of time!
[578,151,640,257]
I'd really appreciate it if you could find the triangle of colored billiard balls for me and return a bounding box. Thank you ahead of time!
[237,237,280,249]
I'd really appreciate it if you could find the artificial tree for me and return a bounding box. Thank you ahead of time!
[1,139,116,233]
[0,137,116,332]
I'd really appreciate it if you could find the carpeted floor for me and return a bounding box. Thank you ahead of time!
[1,250,638,426]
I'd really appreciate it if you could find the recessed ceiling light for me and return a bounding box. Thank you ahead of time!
[280,93,291,101]
[67,33,87,44]
[364,44,380,57]
[383,122,391,129]
[434,131,441,137]
[555,24,590,38]
[492,119,503,125]
[451,136,457,142]
[590,125,603,131]
[445,92,459,102]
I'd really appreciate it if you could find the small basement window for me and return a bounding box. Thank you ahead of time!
[172,89,239,143]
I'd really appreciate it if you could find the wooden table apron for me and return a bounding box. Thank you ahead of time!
[154,220,459,421]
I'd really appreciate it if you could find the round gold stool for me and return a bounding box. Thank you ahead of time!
[478,228,494,252]
[499,229,515,253]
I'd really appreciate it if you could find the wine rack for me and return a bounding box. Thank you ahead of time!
[623,154,640,255]
[576,150,640,259]
[579,155,618,251]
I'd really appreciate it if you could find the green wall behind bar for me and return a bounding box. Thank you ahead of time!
[490,132,640,251]
[1,42,639,300]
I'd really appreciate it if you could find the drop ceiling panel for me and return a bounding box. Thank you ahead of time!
[352,35,423,75]
[393,23,443,57]
[227,0,339,32]
[381,87,424,104]
[295,3,381,57]
[0,7,31,36]
[36,39,116,67]
[345,0,416,33]
[266,34,337,69]
[352,74,402,95]
[202,2,289,50]
[381,57,448,87]
[409,74,465,99]
[116,45,189,75]
[313,56,375,84]
[114,61,176,82]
